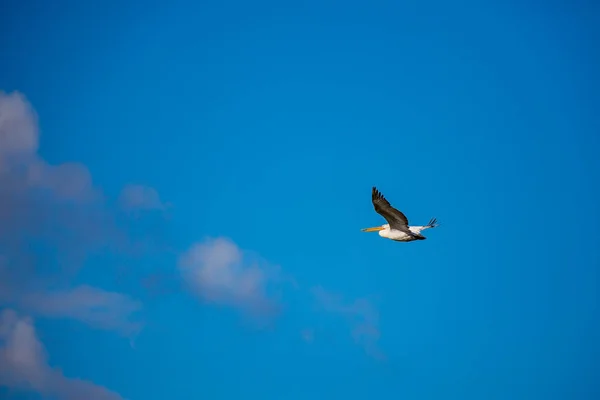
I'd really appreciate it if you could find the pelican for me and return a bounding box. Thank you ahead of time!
[361,187,439,242]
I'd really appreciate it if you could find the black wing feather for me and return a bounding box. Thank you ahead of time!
[371,187,411,232]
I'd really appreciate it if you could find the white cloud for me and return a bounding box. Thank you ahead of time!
[0,90,161,337]
[27,160,96,202]
[17,285,143,337]
[179,237,280,316]
[0,89,164,398]
[0,91,113,279]
[0,309,124,400]
[0,91,38,162]
[0,90,97,202]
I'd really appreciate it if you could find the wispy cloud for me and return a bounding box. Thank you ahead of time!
[0,309,123,400]
[1,88,386,400]
[179,237,285,318]
[17,285,143,337]
[119,184,167,211]
[0,91,98,203]
[0,90,161,325]
[0,90,167,397]
[0,91,117,279]
[178,237,384,355]
[0,91,39,164]
[312,286,384,359]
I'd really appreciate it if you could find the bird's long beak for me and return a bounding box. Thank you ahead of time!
[361,226,384,232]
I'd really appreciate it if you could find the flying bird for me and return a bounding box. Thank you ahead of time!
[361,187,439,242]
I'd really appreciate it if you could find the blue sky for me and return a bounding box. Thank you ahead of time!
[0,1,599,399]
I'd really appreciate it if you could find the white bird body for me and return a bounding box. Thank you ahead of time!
[362,187,439,243]
[370,224,437,242]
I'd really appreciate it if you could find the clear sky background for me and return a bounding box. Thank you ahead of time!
[0,1,599,399]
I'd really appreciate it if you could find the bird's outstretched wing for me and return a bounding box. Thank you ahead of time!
[371,187,411,233]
